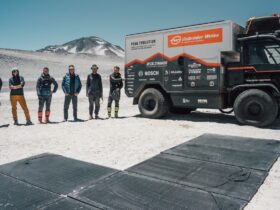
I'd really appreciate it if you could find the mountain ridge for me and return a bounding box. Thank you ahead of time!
[37,36,124,58]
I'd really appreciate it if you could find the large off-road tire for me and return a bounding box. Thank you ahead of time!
[169,107,196,114]
[234,89,278,127]
[138,88,169,119]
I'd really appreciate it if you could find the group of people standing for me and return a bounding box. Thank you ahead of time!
[0,64,123,126]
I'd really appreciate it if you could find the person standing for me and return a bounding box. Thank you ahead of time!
[107,66,123,118]
[86,64,103,119]
[9,68,33,125]
[0,77,2,106]
[36,67,58,123]
[62,65,82,121]
[0,77,2,92]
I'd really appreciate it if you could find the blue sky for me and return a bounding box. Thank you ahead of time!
[0,0,279,50]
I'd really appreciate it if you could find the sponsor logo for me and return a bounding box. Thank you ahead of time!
[131,39,157,51]
[207,75,218,80]
[190,82,196,87]
[189,75,201,80]
[209,81,215,87]
[138,71,144,77]
[198,99,208,104]
[146,61,168,68]
[170,70,183,74]
[138,70,159,77]
[188,63,202,69]
[172,84,183,87]
[189,69,201,74]
[207,67,217,74]
[168,28,223,48]
[170,35,182,46]
[145,71,159,76]
[178,77,183,82]
[183,98,190,104]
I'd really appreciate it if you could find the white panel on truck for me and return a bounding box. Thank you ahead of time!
[125,33,163,66]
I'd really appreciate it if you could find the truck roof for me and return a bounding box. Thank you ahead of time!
[126,20,227,37]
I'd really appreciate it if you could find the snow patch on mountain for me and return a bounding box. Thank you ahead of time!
[37,36,124,58]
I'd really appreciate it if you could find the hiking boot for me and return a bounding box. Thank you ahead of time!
[45,111,50,123]
[89,115,94,120]
[26,120,33,126]
[107,107,112,118]
[95,114,100,119]
[14,120,19,126]
[38,112,43,123]
[115,107,119,118]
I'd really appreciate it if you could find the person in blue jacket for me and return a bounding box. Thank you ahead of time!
[36,67,58,123]
[62,65,82,121]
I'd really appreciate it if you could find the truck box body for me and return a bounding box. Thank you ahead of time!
[125,21,244,108]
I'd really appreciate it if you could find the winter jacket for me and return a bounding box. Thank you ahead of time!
[0,77,2,92]
[109,73,123,93]
[9,75,25,95]
[36,74,58,97]
[86,73,103,97]
[62,73,82,95]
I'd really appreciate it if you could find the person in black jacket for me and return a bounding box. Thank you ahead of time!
[9,68,33,125]
[36,67,58,123]
[0,77,2,106]
[107,66,123,118]
[0,77,2,92]
[86,64,103,119]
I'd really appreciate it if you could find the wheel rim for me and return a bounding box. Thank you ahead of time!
[247,102,262,116]
[143,96,156,111]
[245,101,264,120]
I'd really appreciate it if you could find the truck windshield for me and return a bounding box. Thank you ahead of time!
[247,42,280,65]
[264,44,280,64]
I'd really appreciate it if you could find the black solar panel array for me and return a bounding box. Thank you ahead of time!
[0,134,279,210]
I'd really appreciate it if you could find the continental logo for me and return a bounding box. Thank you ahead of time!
[168,28,223,48]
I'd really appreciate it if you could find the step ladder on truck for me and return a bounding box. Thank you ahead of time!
[124,14,280,127]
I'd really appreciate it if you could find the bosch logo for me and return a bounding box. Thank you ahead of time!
[170,36,182,45]
[138,71,144,77]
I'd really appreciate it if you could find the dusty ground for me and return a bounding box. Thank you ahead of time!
[0,88,279,210]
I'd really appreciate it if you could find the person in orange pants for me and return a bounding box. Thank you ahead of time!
[9,68,33,126]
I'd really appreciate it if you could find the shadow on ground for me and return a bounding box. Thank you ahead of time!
[134,111,280,130]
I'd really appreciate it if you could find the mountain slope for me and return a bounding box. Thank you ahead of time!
[37,36,124,58]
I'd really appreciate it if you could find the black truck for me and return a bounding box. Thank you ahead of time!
[125,15,280,127]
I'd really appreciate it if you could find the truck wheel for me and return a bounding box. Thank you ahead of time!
[234,89,278,127]
[138,88,169,119]
[170,107,196,114]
